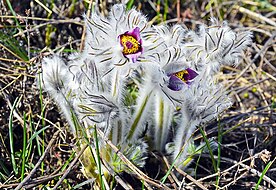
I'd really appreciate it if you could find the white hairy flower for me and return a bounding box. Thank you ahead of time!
[172,74,232,167]
[39,4,252,175]
[183,18,252,75]
[84,4,164,82]
[40,56,77,132]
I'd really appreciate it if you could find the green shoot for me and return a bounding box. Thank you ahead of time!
[254,157,276,190]
[20,112,27,181]
[126,0,135,10]
[61,151,76,172]
[5,0,22,31]
[0,160,9,181]
[94,125,105,190]
[163,0,168,21]
[161,134,195,184]
[199,126,217,173]
[216,119,222,189]
[0,31,29,61]
[157,0,161,23]
[9,96,22,176]
[38,71,45,174]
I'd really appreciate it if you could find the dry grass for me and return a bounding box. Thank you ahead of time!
[0,0,275,189]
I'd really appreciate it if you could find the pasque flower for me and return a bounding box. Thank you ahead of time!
[40,4,252,182]
[84,4,162,77]
[119,27,143,62]
[168,68,198,91]
[183,18,252,75]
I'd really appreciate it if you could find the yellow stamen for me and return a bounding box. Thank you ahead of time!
[120,35,141,55]
[174,70,189,82]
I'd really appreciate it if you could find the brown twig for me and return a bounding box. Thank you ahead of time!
[52,144,88,190]
[174,166,208,190]
[13,19,84,38]
[177,0,180,23]
[162,155,180,189]
[0,173,63,189]
[80,0,93,51]
[227,32,276,91]
[15,130,60,190]
[234,5,276,27]
[101,159,135,190]
[221,154,276,188]
[96,128,171,190]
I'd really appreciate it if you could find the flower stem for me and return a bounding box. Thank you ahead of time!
[127,90,153,140]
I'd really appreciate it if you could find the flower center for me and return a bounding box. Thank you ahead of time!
[120,34,141,55]
[168,68,198,91]
[174,70,189,83]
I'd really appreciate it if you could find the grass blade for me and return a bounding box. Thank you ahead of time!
[0,160,9,181]
[94,125,105,190]
[199,126,217,173]
[27,126,50,145]
[216,119,222,188]
[0,171,7,181]
[126,0,135,10]
[163,0,168,21]
[161,134,194,183]
[9,96,22,175]
[20,112,27,181]
[61,151,76,172]
[5,0,22,31]
[254,157,276,190]
[0,31,29,61]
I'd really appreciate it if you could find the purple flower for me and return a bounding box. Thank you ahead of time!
[168,68,198,91]
[119,27,143,62]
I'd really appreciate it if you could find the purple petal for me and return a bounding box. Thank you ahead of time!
[168,75,185,91]
[125,27,141,43]
[186,68,198,80]
[125,51,142,63]
[118,27,143,62]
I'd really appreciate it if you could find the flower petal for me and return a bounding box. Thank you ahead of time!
[168,75,185,91]
[126,27,141,43]
[119,27,143,62]
[186,68,198,80]
[125,51,142,63]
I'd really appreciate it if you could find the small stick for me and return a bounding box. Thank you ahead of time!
[96,128,171,190]
[188,150,276,188]
[162,155,180,188]
[226,32,276,90]
[15,130,60,190]
[80,0,94,51]
[236,161,276,188]
[174,167,208,190]
[234,5,276,27]
[13,19,84,38]
[52,144,88,190]
[0,173,64,189]
[177,0,180,23]
[34,0,52,15]
[101,159,135,190]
